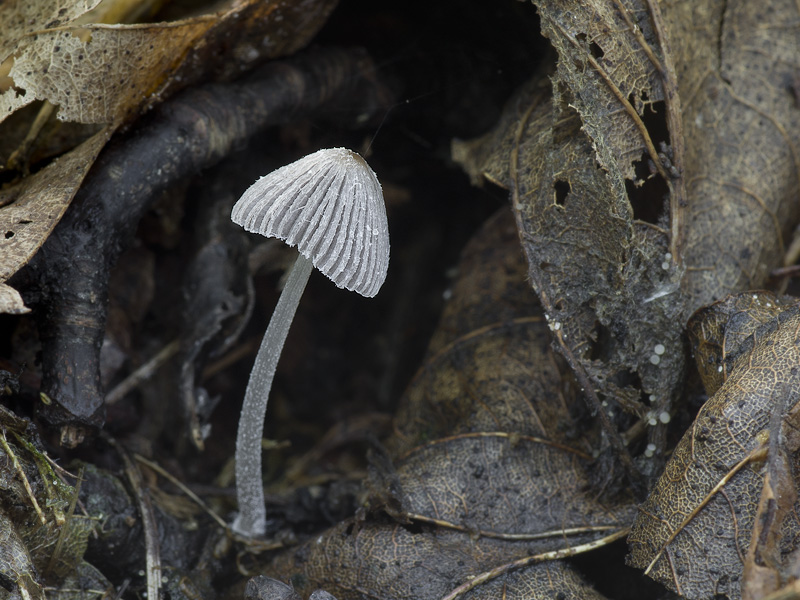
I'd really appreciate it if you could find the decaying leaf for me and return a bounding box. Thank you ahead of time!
[0,129,110,307]
[627,294,800,599]
[0,283,30,314]
[0,0,340,315]
[271,517,617,600]
[663,1,800,307]
[0,20,216,125]
[0,1,104,62]
[453,0,800,489]
[687,291,799,396]
[262,210,632,598]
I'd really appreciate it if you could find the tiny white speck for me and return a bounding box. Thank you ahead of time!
[752,294,758,300]
[607,411,614,418]
[317,535,324,544]
[648,417,657,426]
[442,288,453,301]
[664,253,672,260]
[766,303,772,308]
[654,343,665,355]
[649,354,661,365]
[661,261,670,270]
[554,322,561,330]
[717,365,723,373]
[644,448,654,458]
[646,443,656,452]
[659,411,671,424]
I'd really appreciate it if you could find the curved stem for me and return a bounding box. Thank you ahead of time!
[233,253,314,537]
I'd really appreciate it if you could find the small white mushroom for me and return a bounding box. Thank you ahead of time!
[230,148,389,537]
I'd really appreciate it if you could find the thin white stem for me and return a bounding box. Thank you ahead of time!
[233,253,314,537]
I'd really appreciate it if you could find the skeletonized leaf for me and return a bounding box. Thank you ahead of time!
[0,1,103,61]
[536,0,666,183]
[0,20,216,125]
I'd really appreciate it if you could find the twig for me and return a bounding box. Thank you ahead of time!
[106,339,180,405]
[45,465,85,577]
[134,453,229,531]
[107,437,161,600]
[439,528,629,600]
[0,429,45,525]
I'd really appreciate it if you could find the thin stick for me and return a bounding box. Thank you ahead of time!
[439,528,629,600]
[106,339,180,405]
[134,453,229,531]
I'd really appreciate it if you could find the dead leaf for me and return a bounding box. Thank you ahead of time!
[453,0,800,489]
[0,1,103,62]
[0,0,340,314]
[0,20,217,125]
[0,507,45,600]
[687,291,799,397]
[262,210,632,598]
[627,296,800,600]
[0,128,110,280]
[0,282,30,314]
[663,1,800,307]
[742,449,796,600]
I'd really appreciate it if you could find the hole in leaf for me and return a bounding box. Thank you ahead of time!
[588,322,612,361]
[625,159,668,225]
[554,180,570,206]
[4,231,14,239]
[589,42,604,59]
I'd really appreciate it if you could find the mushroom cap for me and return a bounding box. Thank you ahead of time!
[231,148,390,298]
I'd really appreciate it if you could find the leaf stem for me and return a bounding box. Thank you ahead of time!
[233,253,314,537]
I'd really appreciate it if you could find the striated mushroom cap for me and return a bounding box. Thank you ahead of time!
[231,148,390,298]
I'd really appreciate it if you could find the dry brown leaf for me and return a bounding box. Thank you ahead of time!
[741,449,797,600]
[0,282,30,314]
[0,128,110,288]
[0,0,340,314]
[270,518,615,600]
[0,1,103,62]
[0,20,216,125]
[627,295,800,600]
[687,291,799,397]
[663,1,800,307]
[453,0,800,491]
[262,210,632,598]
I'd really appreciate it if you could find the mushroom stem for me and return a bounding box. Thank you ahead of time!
[233,253,314,537]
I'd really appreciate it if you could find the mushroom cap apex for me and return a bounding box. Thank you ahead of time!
[231,148,390,297]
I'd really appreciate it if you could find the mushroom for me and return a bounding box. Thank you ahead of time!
[230,147,390,537]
